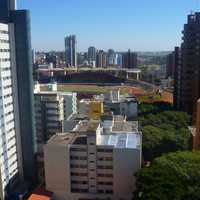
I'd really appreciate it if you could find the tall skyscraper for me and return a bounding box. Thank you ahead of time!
[88,46,96,62]
[0,0,36,197]
[174,12,200,120]
[122,49,137,69]
[65,35,77,67]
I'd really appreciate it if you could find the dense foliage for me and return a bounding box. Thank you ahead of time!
[138,102,173,116]
[135,152,200,200]
[139,108,191,161]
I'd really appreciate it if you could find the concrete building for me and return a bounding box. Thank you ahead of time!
[78,99,104,120]
[65,35,77,67]
[174,12,200,120]
[107,49,116,66]
[166,52,175,78]
[44,117,142,200]
[0,22,20,199]
[104,90,138,118]
[96,50,107,68]
[88,46,96,63]
[122,50,137,69]
[116,53,123,68]
[0,0,36,197]
[173,47,182,110]
[34,91,77,152]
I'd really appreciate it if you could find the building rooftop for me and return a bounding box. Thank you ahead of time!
[46,118,141,150]
[112,120,138,132]
[73,120,100,132]
[34,90,76,96]
[98,133,141,149]
[47,133,75,146]
[28,188,53,200]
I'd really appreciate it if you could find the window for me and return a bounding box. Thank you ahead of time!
[97,148,113,153]
[98,174,113,178]
[98,182,113,186]
[97,165,113,170]
[71,172,88,176]
[71,180,88,184]
[106,190,113,194]
[70,164,87,168]
[71,189,88,193]
[71,147,87,152]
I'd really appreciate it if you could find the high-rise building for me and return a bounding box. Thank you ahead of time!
[44,117,142,200]
[34,90,77,152]
[173,46,182,110]
[107,49,116,66]
[116,53,122,67]
[166,52,175,78]
[65,35,77,67]
[174,12,200,119]
[0,0,36,197]
[88,46,96,62]
[122,49,137,69]
[96,50,107,68]
[0,22,20,199]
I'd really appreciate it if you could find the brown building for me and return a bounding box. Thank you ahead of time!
[96,50,107,68]
[122,49,137,69]
[174,12,200,120]
[173,46,182,110]
[166,52,175,78]
[193,99,200,150]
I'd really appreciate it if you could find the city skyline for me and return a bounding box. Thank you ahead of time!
[18,0,200,52]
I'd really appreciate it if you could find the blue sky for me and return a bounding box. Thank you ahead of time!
[18,0,199,52]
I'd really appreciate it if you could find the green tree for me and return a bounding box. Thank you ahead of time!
[135,152,200,200]
[139,111,191,161]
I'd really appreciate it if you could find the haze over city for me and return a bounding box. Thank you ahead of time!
[18,0,200,51]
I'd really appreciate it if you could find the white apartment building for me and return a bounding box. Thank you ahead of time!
[102,90,138,118]
[44,117,142,200]
[34,91,77,152]
[0,23,19,199]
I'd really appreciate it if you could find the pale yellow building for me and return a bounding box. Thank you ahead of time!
[89,101,104,120]
[44,118,142,200]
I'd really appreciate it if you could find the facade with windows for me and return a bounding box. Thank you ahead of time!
[0,23,19,199]
[34,91,77,152]
[65,35,77,67]
[44,118,142,200]
[0,0,37,196]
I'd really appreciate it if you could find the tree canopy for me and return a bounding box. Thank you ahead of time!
[139,110,191,161]
[135,151,200,200]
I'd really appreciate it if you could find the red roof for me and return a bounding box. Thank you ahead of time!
[28,188,53,200]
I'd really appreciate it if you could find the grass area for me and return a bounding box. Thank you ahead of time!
[40,84,131,95]
[137,94,161,102]
[58,85,110,93]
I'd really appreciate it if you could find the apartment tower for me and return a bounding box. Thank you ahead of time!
[0,0,36,197]
[174,12,200,120]
[65,35,77,67]
[122,49,137,69]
